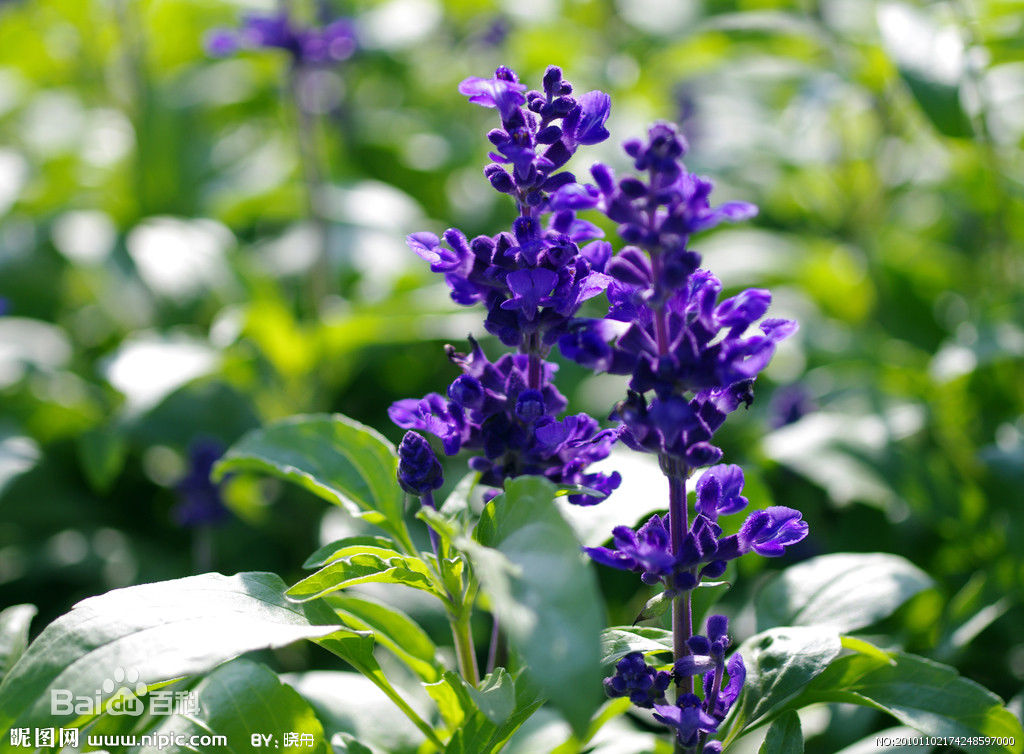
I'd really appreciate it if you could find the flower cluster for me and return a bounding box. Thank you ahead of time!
[585,464,806,592]
[205,11,357,66]
[392,67,621,504]
[653,616,745,750]
[604,652,672,709]
[416,65,613,350]
[567,121,807,748]
[391,337,620,504]
[174,439,229,528]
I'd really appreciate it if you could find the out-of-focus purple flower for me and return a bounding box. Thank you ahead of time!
[174,439,229,528]
[769,384,817,428]
[205,11,357,66]
[603,652,672,709]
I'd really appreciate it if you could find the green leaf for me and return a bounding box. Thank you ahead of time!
[840,635,896,665]
[328,593,441,682]
[0,573,345,747]
[636,591,673,623]
[333,733,375,754]
[303,535,404,569]
[288,551,447,605]
[316,631,445,750]
[792,651,1024,752]
[463,476,605,737]
[215,413,406,540]
[0,604,35,681]
[425,671,474,731]
[758,710,803,754]
[756,553,932,633]
[442,670,544,754]
[725,626,841,742]
[132,659,330,754]
[600,626,673,666]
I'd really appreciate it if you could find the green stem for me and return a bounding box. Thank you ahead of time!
[451,611,480,686]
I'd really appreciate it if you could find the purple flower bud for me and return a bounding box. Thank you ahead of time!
[397,431,444,495]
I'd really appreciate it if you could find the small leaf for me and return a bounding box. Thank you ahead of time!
[840,635,896,665]
[793,651,1024,751]
[464,668,516,725]
[726,626,841,741]
[77,427,127,494]
[328,593,441,682]
[759,710,803,754]
[636,591,672,623]
[601,626,673,665]
[303,536,404,569]
[425,671,473,731]
[134,659,330,753]
[756,553,932,633]
[288,552,446,604]
[215,414,406,539]
[0,605,35,681]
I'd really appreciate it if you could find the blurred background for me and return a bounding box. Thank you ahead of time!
[0,0,1021,750]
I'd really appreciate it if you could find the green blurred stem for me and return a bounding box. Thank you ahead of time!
[288,63,333,309]
[451,611,480,686]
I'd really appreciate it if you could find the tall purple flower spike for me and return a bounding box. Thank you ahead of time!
[391,67,621,504]
[577,122,808,749]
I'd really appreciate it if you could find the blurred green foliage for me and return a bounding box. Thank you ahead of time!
[1,0,1022,749]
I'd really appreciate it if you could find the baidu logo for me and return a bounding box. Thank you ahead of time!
[51,668,148,717]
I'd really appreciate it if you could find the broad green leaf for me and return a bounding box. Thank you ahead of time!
[463,476,605,737]
[600,627,673,666]
[725,626,841,743]
[0,604,35,680]
[288,551,447,605]
[759,711,803,754]
[792,652,1024,752]
[0,573,345,748]
[303,536,401,569]
[834,726,934,754]
[316,630,444,749]
[131,659,330,754]
[755,553,932,633]
[215,414,406,540]
[328,593,441,682]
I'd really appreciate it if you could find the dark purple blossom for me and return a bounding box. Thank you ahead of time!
[174,439,229,528]
[397,431,444,496]
[603,652,672,709]
[391,337,620,504]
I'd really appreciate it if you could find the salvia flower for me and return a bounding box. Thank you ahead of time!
[392,67,622,504]
[173,439,229,528]
[397,431,444,496]
[206,11,357,66]
[656,616,745,748]
[603,652,672,709]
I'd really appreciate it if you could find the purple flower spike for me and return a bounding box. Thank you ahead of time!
[458,75,527,118]
[653,695,719,748]
[696,465,749,517]
[739,506,808,557]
